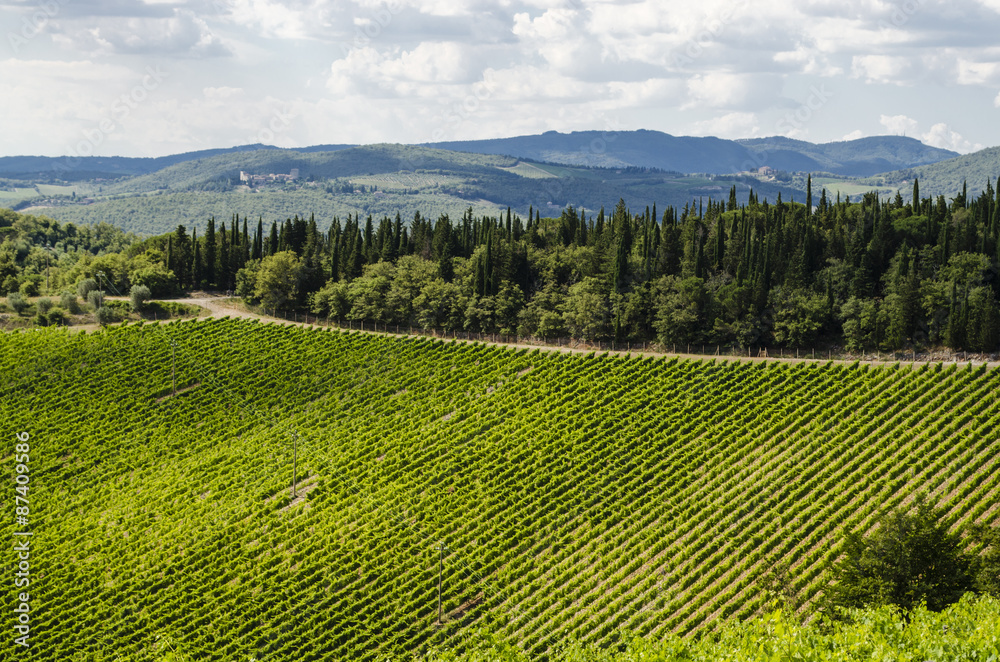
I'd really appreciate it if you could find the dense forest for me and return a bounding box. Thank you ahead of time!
[4,175,1000,351]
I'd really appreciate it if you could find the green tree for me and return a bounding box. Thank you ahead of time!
[76,278,98,300]
[6,291,27,314]
[826,494,974,614]
[770,287,828,348]
[840,297,879,351]
[130,285,152,312]
[346,261,395,323]
[653,275,707,346]
[95,305,116,326]
[253,251,303,311]
[413,278,466,331]
[87,289,104,311]
[310,279,350,320]
[562,276,611,341]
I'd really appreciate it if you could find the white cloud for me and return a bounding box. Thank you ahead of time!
[880,114,919,136]
[47,8,231,57]
[5,0,1000,155]
[690,111,760,139]
[957,58,1000,85]
[921,122,983,153]
[842,129,865,141]
[877,114,982,153]
[851,54,915,84]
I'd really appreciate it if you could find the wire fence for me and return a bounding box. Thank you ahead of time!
[237,302,1000,367]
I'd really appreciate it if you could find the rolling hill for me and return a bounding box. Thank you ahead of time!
[2,318,997,660]
[13,145,799,235]
[0,132,956,182]
[427,131,958,176]
[861,145,1000,200]
[0,132,967,236]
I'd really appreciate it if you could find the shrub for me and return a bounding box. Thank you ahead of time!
[19,280,38,297]
[826,494,973,614]
[36,297,53,315]
[129,285,152,312]
[60,291,81,314]
[46,307,67,326]
[7,292,28,314]
[88,289,104,311]
[77,278,98,300]
[95,305,117,326]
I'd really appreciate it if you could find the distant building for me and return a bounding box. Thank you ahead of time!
[240,168,299,185]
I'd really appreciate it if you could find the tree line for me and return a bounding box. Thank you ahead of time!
[6,175,1000,351]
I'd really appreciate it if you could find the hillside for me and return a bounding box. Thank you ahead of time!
[18,145,799,235]
[862,145,1000,199]
[2,319,997,660]
[0,144,355,181]
[427,131,957,176]
[739,136,958,177]
[0,132,955,183]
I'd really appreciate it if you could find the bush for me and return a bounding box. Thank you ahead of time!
[60,291,81,314]
[129,285,152,312]
[87,289,104,311]
[77,278,98,300]
[95,305,117,326]
[46,307,67,326]
[36,297,53,315]
[826,494,974,614]
[19,280,38,297]
[7,292,28,314]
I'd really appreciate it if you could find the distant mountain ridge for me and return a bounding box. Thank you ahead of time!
[425,131,959,177]
[861,145,1000,199]
[0,143,355,180]
[0,131,958,181]
[737,136,958,177]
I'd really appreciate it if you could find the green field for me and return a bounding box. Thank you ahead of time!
[0,187,39,202]
[1,319,998,660]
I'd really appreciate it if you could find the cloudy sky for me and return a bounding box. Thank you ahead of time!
[2,0,999,157]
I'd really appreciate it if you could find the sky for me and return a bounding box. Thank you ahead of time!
[2,0,1000,158]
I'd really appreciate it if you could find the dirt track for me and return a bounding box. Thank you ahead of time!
[148,293,998,370]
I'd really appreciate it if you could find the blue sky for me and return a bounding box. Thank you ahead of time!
[1,0,999,157]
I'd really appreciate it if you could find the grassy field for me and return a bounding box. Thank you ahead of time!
[1,319,997,660]
[810,176,891,198]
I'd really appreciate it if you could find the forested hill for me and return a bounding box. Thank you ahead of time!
[863,146,1000,200]
[0,143,354,181]
[0,132,956,182]
[10,171,1000,355]
[9,145,802,236]
[425,131,958,176]
[737,136,957,177]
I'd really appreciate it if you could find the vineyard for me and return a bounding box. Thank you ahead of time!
[1,318,998,660]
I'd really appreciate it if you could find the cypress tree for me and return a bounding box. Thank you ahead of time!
[268,222,278,257]
[204,217,216,288]
[191,228,201,288]
[218,224,230,290]
[806,174,812,217]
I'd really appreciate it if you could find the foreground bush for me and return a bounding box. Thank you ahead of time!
[420,595,1000,662]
